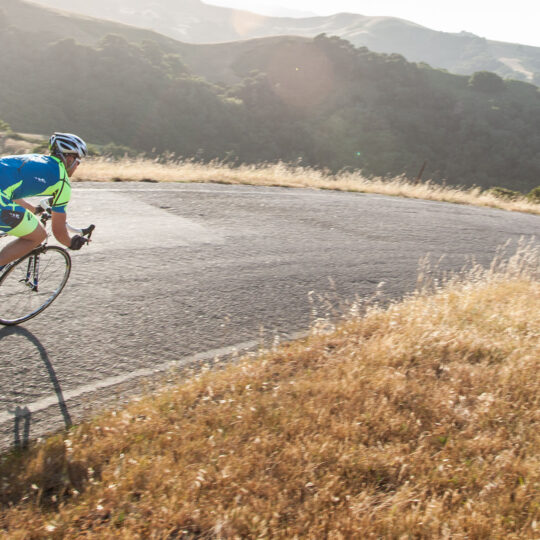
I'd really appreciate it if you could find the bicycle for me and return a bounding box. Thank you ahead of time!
[0,199,95,326]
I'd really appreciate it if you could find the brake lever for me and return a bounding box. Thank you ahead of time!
[82,225,95,239]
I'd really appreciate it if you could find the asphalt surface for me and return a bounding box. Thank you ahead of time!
[0,182,538,450]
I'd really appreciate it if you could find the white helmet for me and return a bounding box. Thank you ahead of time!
[49,132,88,159]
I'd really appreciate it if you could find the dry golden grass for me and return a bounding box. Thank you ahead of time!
[0,242,539,539]
[77,157,540,215]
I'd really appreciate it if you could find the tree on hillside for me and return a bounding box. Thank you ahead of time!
[468,71,505,93]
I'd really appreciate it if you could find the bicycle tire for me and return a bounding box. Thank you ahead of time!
[0,246,71,325]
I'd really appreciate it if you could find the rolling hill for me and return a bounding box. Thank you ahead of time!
[30,0,540,85]
[1,0,540,193]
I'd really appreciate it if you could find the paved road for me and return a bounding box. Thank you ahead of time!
[0,183,538,449]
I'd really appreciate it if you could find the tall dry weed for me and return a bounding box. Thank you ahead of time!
[77,157,540,215]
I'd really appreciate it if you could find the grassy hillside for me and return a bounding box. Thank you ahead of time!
[0,0,189,48]
[31,0,540,85]
[0,244,538,538]
[2,2,540,192]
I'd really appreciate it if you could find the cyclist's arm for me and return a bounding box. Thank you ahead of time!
[51,211,71,248]
[13,199,37,214]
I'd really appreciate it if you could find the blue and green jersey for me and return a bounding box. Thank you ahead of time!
[0,154,71,213]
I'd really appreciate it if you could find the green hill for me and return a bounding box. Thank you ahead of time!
[30,0,540,86]
[1,0,540,192]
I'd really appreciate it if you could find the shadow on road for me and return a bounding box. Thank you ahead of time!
[0,326,72,448]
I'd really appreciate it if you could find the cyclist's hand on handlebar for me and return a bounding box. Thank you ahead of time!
[35,197,54,215]
[69,235,88,251]
[34,204,47,215]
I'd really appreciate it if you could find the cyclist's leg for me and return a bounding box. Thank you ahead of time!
[0,196,46,266]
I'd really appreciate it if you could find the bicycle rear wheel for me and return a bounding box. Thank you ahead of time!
[0,246,71,325]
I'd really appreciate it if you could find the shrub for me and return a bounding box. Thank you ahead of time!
[0,119,11,132]
[488,186,521,200]
[468,71,505,92]
[100,142,139,158]
[527,186,540,203]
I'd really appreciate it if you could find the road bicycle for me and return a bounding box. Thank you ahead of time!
[0,199,94,326]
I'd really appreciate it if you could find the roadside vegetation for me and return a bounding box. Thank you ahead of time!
[2,127,540,215]
[78,157,540,215]
[0,241,538,538]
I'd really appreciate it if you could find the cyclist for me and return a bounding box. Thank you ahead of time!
[0,133,89,272]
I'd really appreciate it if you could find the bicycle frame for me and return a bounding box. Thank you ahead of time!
[0,200,94,325]
[0,207,64,278]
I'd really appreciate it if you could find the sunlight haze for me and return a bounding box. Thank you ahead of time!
[208,0,540,47]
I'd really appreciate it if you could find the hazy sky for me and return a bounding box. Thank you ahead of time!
[208,0,540,47]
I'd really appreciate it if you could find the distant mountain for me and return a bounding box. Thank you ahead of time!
[2,0,540,193]
[30,0,540,85]
[207,2,318,18]
[0,0,187,48]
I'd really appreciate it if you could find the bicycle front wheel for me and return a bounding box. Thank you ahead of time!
[0,246,71,325]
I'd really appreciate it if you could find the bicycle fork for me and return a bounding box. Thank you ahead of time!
[22,254,39,292]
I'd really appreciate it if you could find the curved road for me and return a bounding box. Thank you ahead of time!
[0,182,538,449]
